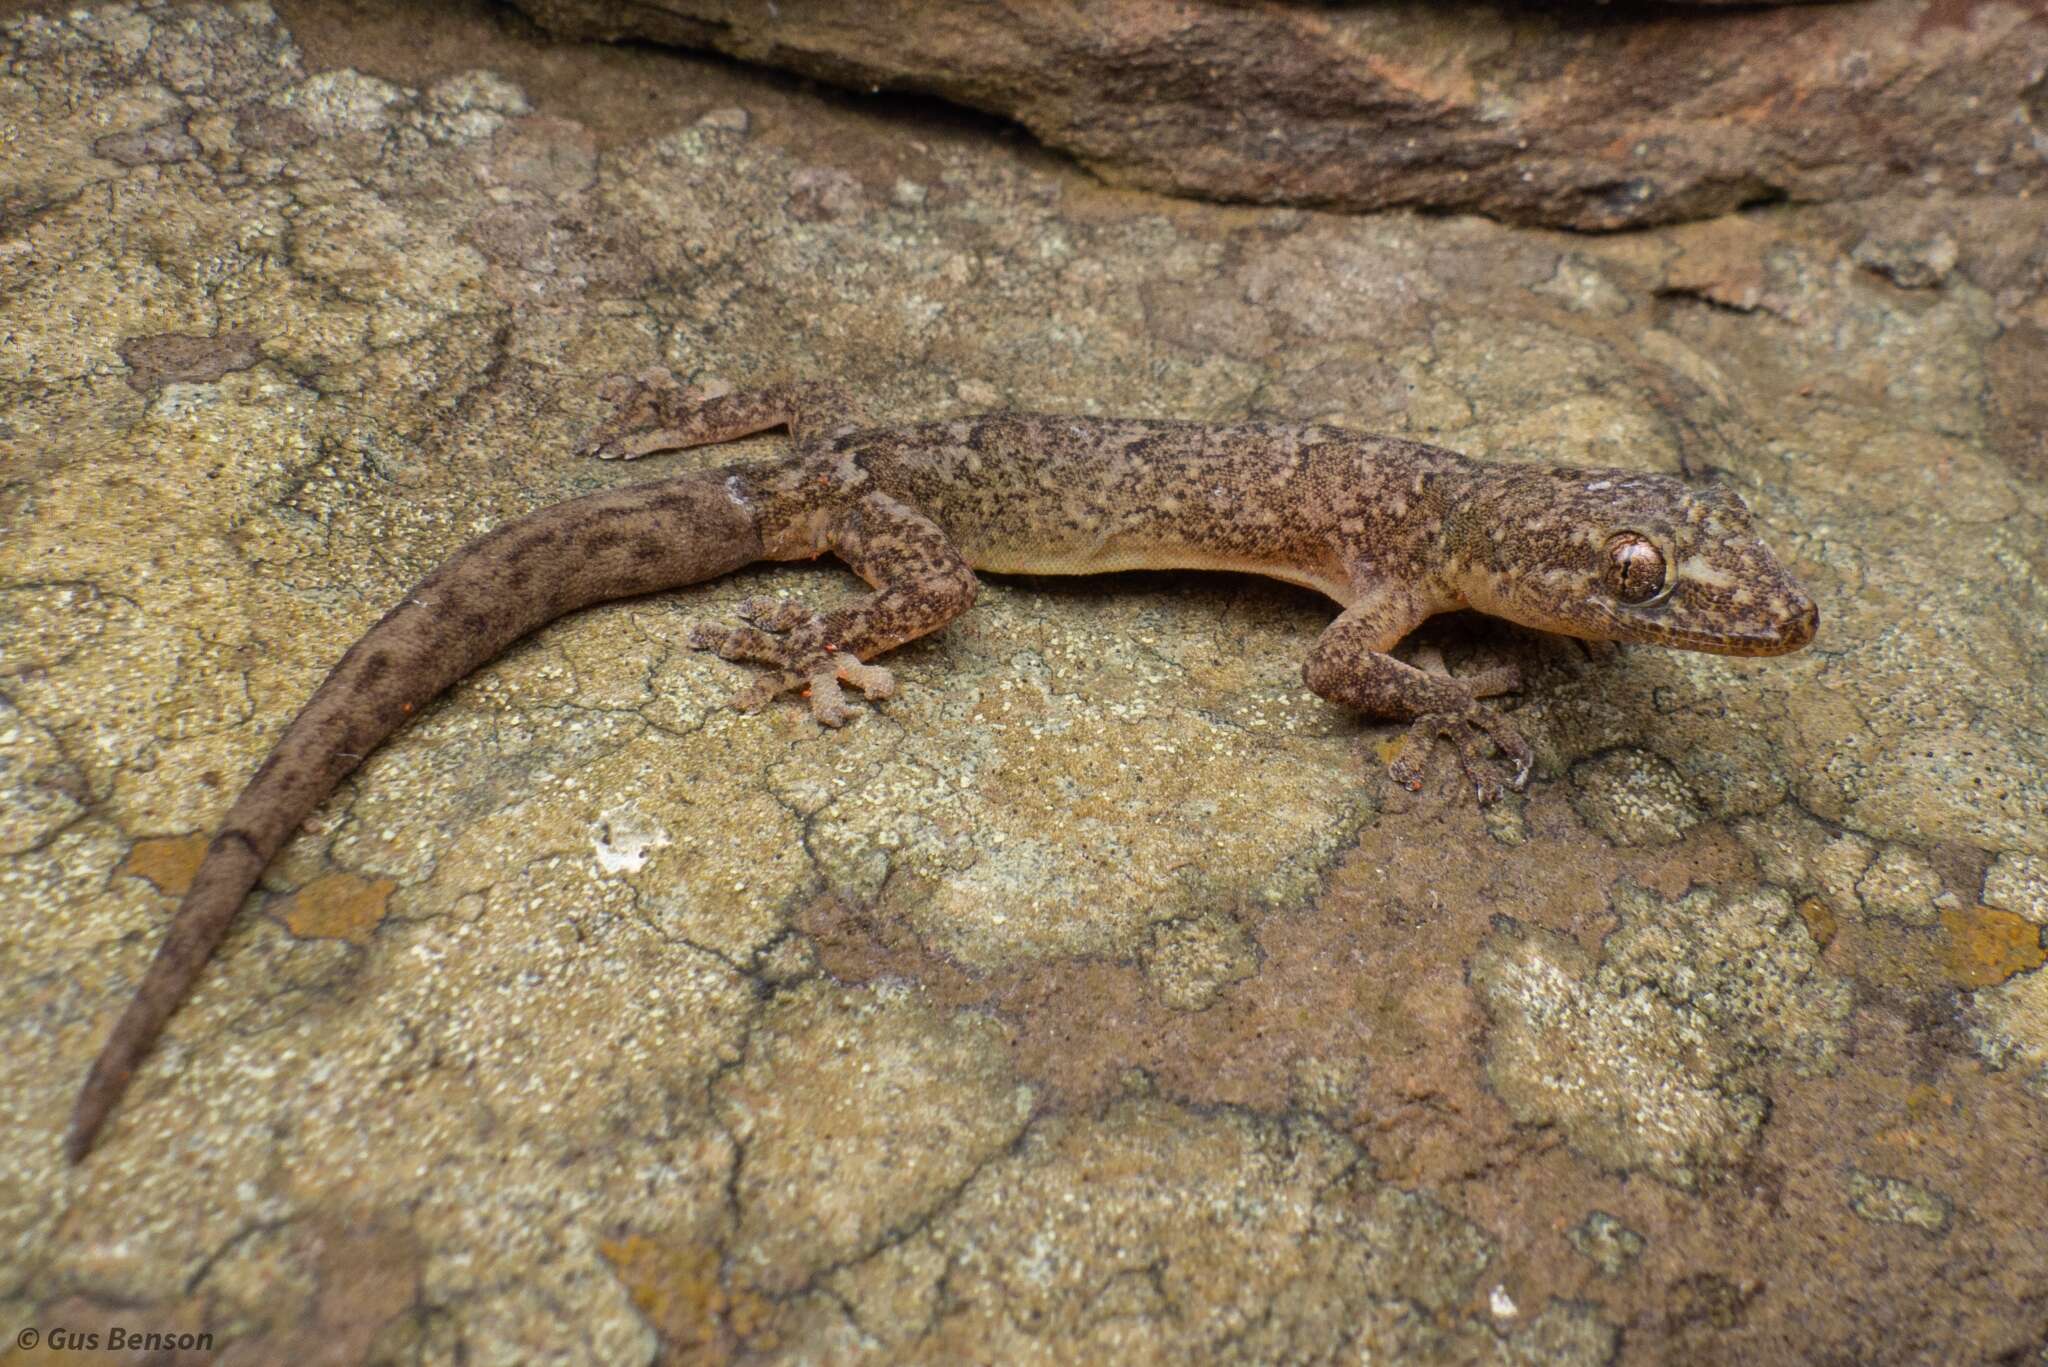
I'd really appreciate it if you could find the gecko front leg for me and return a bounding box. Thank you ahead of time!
[1304,593,1532,803]
[692,488,979,725]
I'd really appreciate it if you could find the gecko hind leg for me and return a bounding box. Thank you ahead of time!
[688,492,976,727]
[580,369,859,460]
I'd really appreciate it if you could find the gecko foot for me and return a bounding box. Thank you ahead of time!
[688,597,896,727]
[578,369,735,461]
[1386,704,1533,805]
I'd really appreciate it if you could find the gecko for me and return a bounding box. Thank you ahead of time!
[64,371,1817,1161]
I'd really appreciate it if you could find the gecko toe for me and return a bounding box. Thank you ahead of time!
[576,428,626,461]
[835,659,896,699]
[1472,711,1533,788]
[736,596,812,633]
[1387,706,1531,805]
[689,621,787,664]
[1507,746,1534,792]
[801,660,894,725]
[1388,734,1432,792]
[730,669,803,713]
[802,659,894,726]
[582,430,691,461]
[805,672,854,727]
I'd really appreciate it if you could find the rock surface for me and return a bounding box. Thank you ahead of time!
[511,0,2048,229]
[3,1,2045,1363]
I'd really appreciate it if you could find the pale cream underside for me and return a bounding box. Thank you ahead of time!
[969,545,1356,606]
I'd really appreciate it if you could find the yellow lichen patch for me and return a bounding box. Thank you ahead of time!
[118,833,211,896]
[1940,905,2047,989]
[599,1234,773,1362]
[278,872,398,944]
[1796,896,1838,952]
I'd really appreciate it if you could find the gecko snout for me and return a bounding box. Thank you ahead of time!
[1775,591,1818,651]
[1734,584,1817,655]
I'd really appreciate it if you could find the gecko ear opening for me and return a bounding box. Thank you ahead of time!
[1601,532,1670,605]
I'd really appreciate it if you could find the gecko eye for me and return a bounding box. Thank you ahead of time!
[1602,532,1668,604]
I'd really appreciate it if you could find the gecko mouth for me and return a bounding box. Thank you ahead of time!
[1606,594,1817,656]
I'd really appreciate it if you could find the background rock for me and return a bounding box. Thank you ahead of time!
[3,0,2045,1362]
[512,0,2048,229]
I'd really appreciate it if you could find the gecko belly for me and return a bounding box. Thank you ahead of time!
[967,543,1354,605]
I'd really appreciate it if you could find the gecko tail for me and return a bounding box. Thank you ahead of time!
[66,471,765,1162]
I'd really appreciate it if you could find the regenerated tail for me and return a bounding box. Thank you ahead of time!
[66,471,763,1161]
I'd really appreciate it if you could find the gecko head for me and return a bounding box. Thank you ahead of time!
[1448,468,1817,656]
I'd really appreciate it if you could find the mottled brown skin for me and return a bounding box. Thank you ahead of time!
[66,372,1816,1161]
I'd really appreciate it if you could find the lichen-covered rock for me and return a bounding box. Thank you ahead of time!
[1601,883,1852,1079]
[1984,853,2048,926]
[1471,882,1850,1186]
[4,2,2044,1362]
[715,982,1035,1294]
[1733,803,1876,915]
[1856,844,1946,926]
[1967,966,2048,1096]
[1471,918,1768,1189]
[822,1098,1586,1364]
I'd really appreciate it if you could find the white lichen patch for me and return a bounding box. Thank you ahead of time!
[0,697,86,856]
[1569,748,1704,846]
[1601,883,1851,1078]
[1733,803,1874,915]
[1566,1211,1647,1276]
[591,803,670,875]
[1983,852,2048,926]
[1532,252,1633,318]
[275,69,408,138]
[1966,965,2048,1095]
[1857,843,1945,925]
